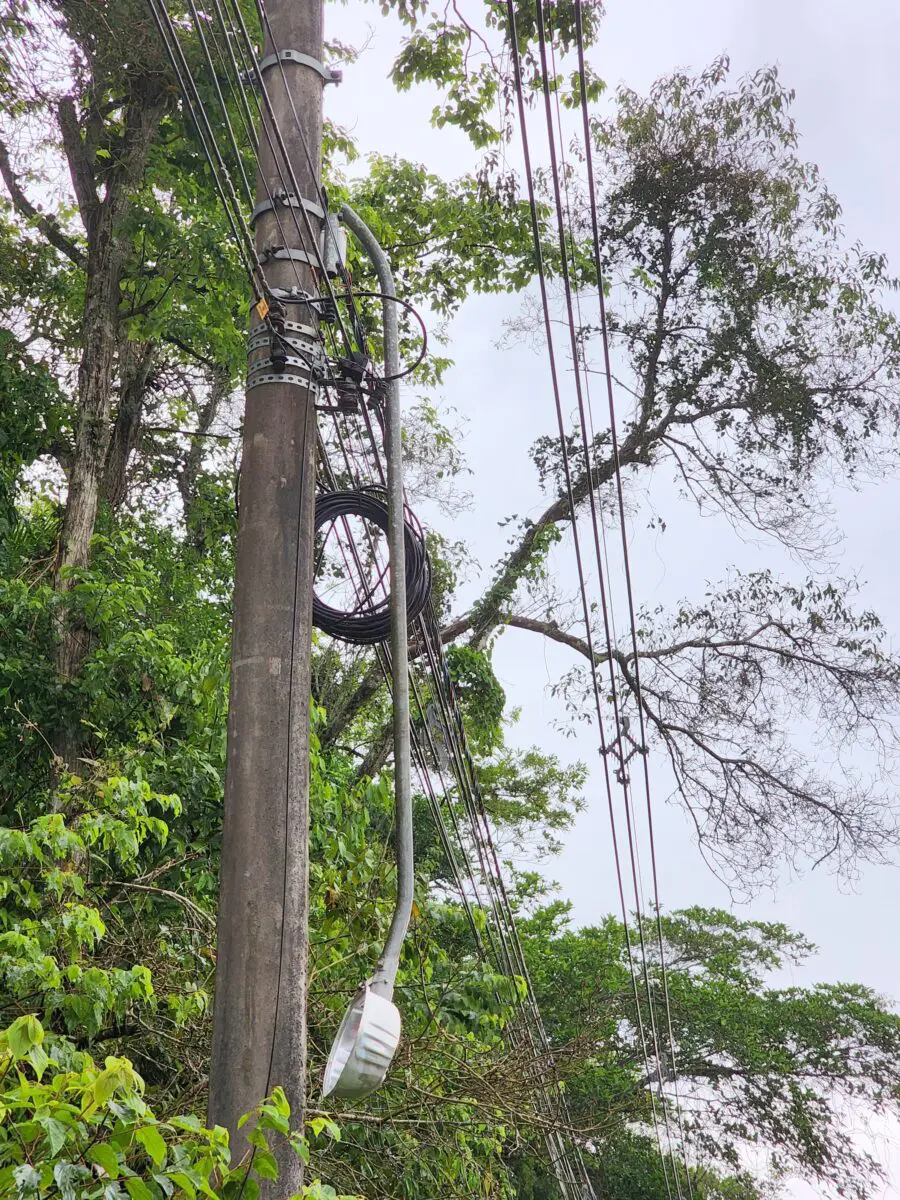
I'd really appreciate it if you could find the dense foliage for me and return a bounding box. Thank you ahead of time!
[2,0,900,1196]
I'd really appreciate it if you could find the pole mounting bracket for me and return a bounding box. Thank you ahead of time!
[266,286,313,303]
[260,245,320,268]
[252,190,325,227]
[257,49,342,84]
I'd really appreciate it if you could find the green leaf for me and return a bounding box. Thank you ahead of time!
[27,1043,49,1079]
[124,1176,155,1200]
[6,1014,43,1057]
[88,1143,122,1179]
[136,1125,167,1168]
[167,1173,196,1199]
[169,1114,204,1133]
[306,1116,340,1142]
[37,1115,68,1155]
[252,1149,278,1181]
[289,1132,310,1165]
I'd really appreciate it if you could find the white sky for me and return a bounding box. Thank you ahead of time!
[324,2,900,1195]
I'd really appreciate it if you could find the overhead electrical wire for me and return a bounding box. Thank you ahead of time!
[314,405,530,1061]
[249,0,359,351]
[499,5,669,1197]
[529,9,684,1196]
[202,0,324,313]
[315,425,579,1190]
[309,292,430,383]
[328,387,586,1192]
[496,0,698,1194]
[147,0,264,297]
[570,9,696,1195]
[497,0,706,1195]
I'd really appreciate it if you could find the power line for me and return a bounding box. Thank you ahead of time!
[529,1,684,1184]
[499,6,672,1197]
[147,0,264,297]
[318,391,589,1192]
[569,9,696,1197]
[502,0,705,1193]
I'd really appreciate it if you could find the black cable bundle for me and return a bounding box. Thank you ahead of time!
[312,489,431,645]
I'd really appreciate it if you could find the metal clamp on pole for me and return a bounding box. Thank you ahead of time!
[257,49,343,84]
[251,190,325,227]
[321,204,414,1102]
[245,321,323,392]
[260,245,321,268]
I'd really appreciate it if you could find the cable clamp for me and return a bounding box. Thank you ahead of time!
[255,50,342,84]
[251,190,325,227]
[282,318,319,338]
[246,346,324,390]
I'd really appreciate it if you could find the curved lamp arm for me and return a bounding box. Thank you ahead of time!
[340,203,413,1002]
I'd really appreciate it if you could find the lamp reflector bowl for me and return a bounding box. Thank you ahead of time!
[322,985,401,1100]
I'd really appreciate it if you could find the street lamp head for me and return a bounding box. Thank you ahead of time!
[322,984,401,1100]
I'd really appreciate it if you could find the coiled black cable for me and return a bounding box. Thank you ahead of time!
[312,489,431,645]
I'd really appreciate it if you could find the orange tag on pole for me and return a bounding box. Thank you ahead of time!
[255,297,270,321]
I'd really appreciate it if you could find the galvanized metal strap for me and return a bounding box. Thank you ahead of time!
[251,193,325,227]
[258,49,342,84]
[246,370,314,391]
[259,246,320,268]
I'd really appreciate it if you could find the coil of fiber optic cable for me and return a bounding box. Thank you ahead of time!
[312,488,431,645]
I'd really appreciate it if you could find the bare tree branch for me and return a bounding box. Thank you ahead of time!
[0,134,86,267]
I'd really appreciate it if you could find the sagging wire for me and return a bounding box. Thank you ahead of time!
[501,0,692,1192]
[309,292,429,384]
[571,7,696,1193]
[530,5,683,1194]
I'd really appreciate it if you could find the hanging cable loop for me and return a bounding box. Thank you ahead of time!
[312,489,431,644]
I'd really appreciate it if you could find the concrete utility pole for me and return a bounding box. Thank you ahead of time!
[208,0,325,1189]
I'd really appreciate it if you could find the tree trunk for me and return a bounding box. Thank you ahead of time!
[105,339,156,509]
[53,83,167,699]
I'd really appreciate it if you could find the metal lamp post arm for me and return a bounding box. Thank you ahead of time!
[340,203,413,1000]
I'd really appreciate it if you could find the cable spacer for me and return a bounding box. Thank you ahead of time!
[257,50,342,84]
[251,191,325,227]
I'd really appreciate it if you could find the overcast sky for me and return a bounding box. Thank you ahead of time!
[324,3,900,1194]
